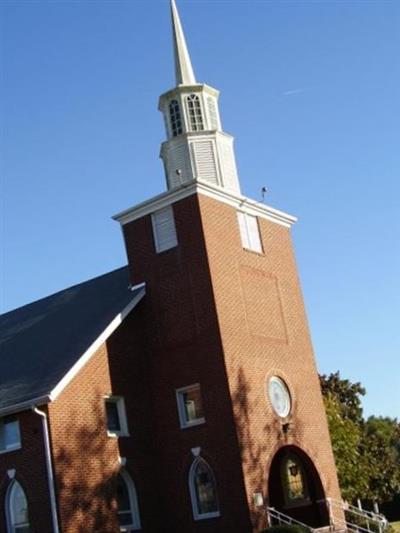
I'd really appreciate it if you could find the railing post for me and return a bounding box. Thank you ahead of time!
[267,507,272,528]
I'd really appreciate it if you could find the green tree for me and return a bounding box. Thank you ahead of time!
[320,371,365,423]
[363,416,400,503]
[319,373,400,505]
[321,380,369,500]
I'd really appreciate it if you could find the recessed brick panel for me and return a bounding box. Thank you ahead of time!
[239,266,288,342]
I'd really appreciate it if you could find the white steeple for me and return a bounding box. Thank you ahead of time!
[171,0,196,86]
[158,0,241,194]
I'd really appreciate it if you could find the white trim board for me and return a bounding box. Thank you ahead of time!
[49,283,146,402]
[112,180,297,228]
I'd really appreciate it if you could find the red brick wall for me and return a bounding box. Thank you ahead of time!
[122,194,253,532]
[18,188,340,533]
[197,193,342,529]
[105,302,167,531]
[0,409,53,532]
[47,304,165,533]
[0,190,341,533]
[48,344,121,533]
[121,190,342,532]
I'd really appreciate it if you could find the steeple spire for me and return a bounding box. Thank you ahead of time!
[170,0,196,86]
[159,1,241,194]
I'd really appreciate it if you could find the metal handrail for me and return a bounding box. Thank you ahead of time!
[327,498,387,523]
[266,506,317,533]
[266,499,388,533]
[326,498,388,533]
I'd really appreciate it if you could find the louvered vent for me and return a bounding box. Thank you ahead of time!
[191,141,218,185]
[237,212,263,253]
[220,140,239,192]
[151,206,178,253]
[167,143,190,188]
[207,97,219,130]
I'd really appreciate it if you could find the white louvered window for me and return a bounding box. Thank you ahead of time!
[186,94,204,132]
[237,212,263,253]
[191,141,218,184]
[151,206,178,253]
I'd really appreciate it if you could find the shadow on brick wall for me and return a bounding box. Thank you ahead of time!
[231,367,283,530]
[52,398,119,533]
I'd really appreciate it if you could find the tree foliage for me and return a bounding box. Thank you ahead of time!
[319,372,400,504]
[363,416,400,503]
[320,371,365,423]
[323,393,369,501]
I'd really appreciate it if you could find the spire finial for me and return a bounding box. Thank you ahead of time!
[170,0,196,86]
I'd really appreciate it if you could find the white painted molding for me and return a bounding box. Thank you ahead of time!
[49,284,146,401]
[159,83,220,110]
[113,181,296,228]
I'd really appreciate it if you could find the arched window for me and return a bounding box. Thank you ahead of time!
[169,99,183,137]
[186,94,204,132]
[116,470,141,531]
[282,454,308,503]
[6,480,31,533]
[189,457,220,520]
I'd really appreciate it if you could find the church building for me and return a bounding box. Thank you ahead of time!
[0,1,343,532]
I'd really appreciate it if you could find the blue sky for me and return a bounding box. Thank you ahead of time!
[1,0,399,419]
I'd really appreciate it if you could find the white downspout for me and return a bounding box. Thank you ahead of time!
[32,406,60,533]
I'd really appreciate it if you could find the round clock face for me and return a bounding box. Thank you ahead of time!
[268,377,291,418]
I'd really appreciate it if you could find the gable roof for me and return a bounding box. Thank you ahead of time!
[0,267,145,415]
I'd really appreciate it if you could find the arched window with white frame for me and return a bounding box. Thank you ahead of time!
[116,470,141,531]
[5,480,31,533]
[186,94,204,132]
[189,456,220,520]
[169,99,183,137]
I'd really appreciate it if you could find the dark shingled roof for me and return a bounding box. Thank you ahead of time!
[0,267,144,413]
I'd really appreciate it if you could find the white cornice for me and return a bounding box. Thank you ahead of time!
[112,181,297,228]
[158,84,220,109]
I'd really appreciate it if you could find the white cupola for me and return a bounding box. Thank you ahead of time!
[159,0,241,194]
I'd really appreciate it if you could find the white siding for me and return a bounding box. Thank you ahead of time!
[237,212,263,253]
[207,97,219,130]
[167,143,191,188]
[191,141,218,185]
[219,138,240,192]
[152,206,178,253]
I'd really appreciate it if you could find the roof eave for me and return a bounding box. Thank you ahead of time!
[49,283,146,402]
[0,282,146,416]
[0,395,50,417]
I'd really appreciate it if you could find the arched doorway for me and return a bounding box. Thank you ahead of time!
[268,446,329,528]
